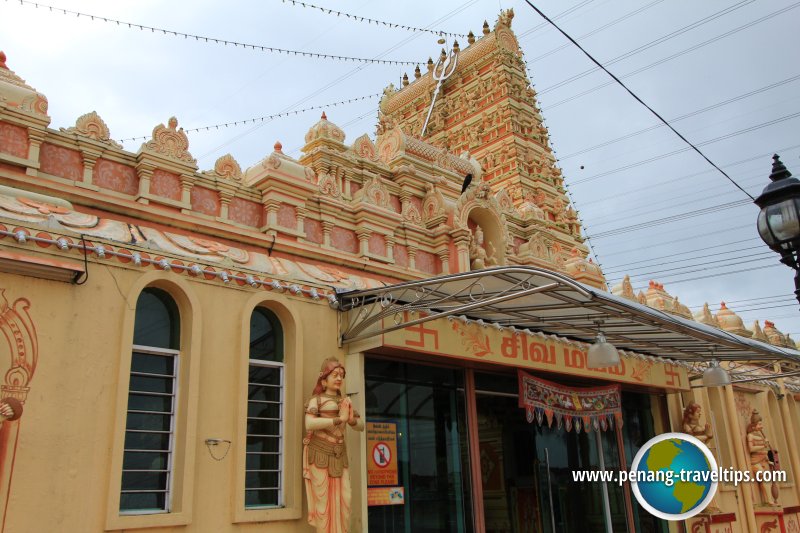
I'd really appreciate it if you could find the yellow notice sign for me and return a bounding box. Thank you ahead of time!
[367,421,398,487]
[368,486,405,506]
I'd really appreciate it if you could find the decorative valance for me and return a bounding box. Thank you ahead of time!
[518,370,623,433]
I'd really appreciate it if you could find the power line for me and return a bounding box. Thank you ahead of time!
[278,0,467,38]
[8,0,418,65]
[687,294,794,307]
[542,2,800,110]
[558,74,800,161]
[570,111,800,186]
[589,199,753,239]
[572,143,800,208]
[603,244,767,275]
[516,0,598,39]
[584,176,761,229]
[600,223,754,256]
[527,0,667,63]
[610,252,774,281]
[729,303,800,313]
[522,0,779,201]
[539,0,754,95]
[579,172,767,224]
[604,238,759,271]
[619,262,783,287]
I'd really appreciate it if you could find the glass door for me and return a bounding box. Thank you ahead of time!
[475,372,630,533]
[365,359,473,533]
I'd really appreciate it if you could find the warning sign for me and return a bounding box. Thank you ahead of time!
[367,421,398,487]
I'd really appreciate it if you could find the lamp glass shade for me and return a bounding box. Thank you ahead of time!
[702,364,731,387]
[758,197,800,249]
[587,333,620,368]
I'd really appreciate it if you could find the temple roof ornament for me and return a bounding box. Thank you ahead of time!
[611,275,636,302]
[351,134,380,163]
[61,111,121,148]
[751,321,768,342]
[209,153,242,181]
[716,302,752,338]
[141,116,197,167]
[564,248,604,287]
[694,303,721,328]
[0,51,49,118]
[304,111,345,144]
[494,8,514,30]
[763,320,791,347]
[640,281,694,318]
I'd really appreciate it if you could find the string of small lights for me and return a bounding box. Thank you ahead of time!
[278,0,467,38]
[117,93,380,143]
[6,0,417,65]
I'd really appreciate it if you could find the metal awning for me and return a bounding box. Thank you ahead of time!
[334,266,800,375]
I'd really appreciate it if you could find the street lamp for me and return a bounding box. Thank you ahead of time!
[754,154,800,305]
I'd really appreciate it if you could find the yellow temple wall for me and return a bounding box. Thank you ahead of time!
[0,262,342,532]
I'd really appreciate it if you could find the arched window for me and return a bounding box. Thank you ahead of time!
[120,288,180,513]
[245,307,284,508]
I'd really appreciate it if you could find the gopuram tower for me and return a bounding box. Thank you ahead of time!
[374,9,605,288]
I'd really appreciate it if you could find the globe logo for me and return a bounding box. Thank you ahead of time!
[630,432,718,520]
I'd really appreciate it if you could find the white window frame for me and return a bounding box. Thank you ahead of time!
[245,356,285,508]
[120,344,179,515]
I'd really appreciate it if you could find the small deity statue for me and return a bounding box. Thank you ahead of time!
[682,402,713,444]
[0,397,22,429]
[469,226,497,270]
[304,357,364,532]
[746,409,779,506]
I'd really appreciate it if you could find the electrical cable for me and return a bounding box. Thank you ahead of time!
[610,252,774,280]
[527,0,666,63]
[585,178,761,228]
[570,111,800,186]
[539,0,754,95]
[574,144,800,208]
[558,74,800,161]
[542,2,800,110]
[614,262,782,287]
[687,294,794,307]
[522,0,798,201]
[599,223,753,257]
[588,200,753,239]
[602,244,767,275]
[516,0,598,39]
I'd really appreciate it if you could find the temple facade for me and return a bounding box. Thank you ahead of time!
[1,10,799,533]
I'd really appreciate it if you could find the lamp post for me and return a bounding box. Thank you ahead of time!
[754,154,800,305]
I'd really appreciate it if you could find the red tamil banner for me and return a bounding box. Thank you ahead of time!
[518,370,623,433]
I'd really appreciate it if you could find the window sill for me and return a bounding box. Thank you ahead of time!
[105,510,189,531]
[232,505,301,524]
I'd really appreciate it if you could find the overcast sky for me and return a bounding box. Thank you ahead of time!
[2,0,799,340]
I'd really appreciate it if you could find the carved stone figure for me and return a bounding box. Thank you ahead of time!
[746,409,779,506]
[682,402,713,444]
[304,357,364,533]
[469,226,496,270]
